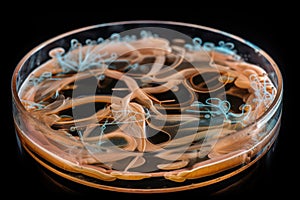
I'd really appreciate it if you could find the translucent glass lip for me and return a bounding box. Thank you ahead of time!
[11,20,283,126]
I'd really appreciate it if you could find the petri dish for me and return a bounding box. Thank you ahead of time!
[11,20,283,193]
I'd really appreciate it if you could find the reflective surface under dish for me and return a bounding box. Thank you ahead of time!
[12,21,283,193]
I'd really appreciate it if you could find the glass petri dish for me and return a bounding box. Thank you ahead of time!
[11,20,283,193]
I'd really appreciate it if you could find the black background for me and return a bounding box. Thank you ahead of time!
[3,8,295,199]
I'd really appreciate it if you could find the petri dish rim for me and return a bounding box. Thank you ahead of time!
[11,20,284,193]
